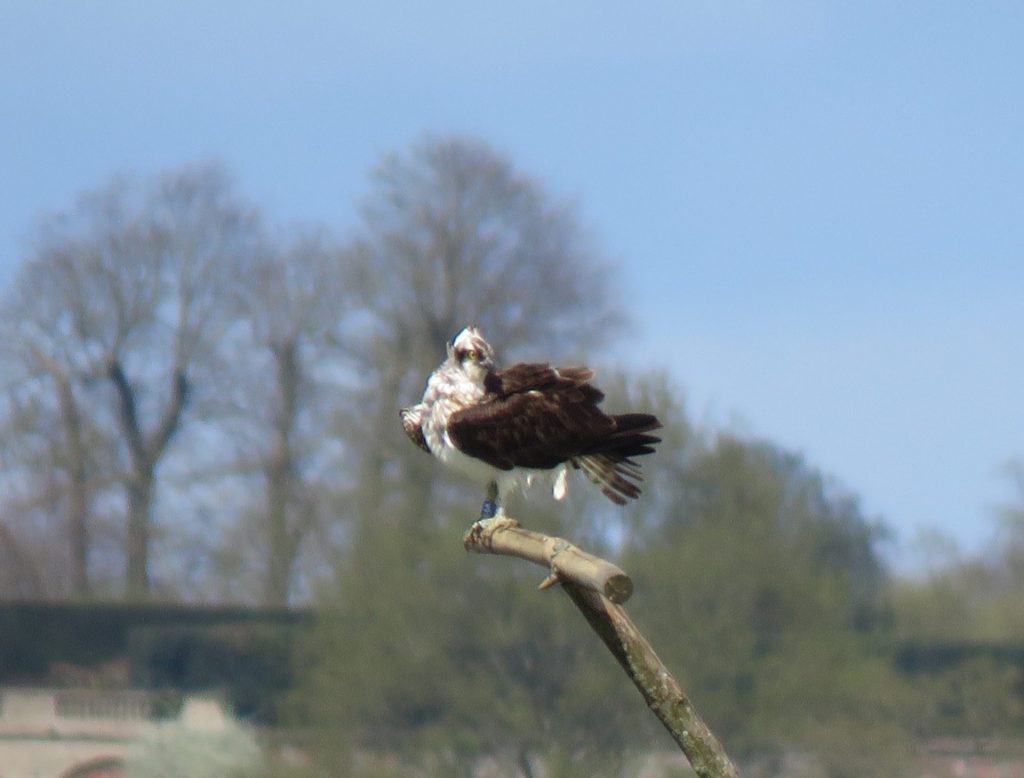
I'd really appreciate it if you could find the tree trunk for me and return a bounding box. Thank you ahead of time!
[125,468,153,598]
[109,360,188,599]
[264,477,290,607]
[67,449,91,597]
[263,454,300,607]
[55,373,91,596]
[263,340,301,607]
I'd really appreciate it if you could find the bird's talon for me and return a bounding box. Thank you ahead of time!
[464,515,518,549]
[480,499,498,519]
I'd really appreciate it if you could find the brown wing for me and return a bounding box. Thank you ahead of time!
[484,362,599,398]
[449,363,660,474]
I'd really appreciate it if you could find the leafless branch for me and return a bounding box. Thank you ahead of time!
[463,518,633,604]
[463,517,740,778]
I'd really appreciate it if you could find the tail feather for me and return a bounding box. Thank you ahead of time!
[572,413,661,505]
[585,413,662,459]
[573,453,643,505]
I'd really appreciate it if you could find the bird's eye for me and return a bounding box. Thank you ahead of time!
[466,349,479,362]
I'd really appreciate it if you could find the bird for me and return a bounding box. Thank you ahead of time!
[400,326,662,521]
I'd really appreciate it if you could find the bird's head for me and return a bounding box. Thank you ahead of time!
[447,326,496,382]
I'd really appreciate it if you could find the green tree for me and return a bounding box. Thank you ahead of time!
[626,434,909,774]
[303,495,659,777]
[889,462,1024,744]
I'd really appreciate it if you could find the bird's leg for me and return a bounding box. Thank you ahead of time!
[480,480,499,519]
[466,480,518,542]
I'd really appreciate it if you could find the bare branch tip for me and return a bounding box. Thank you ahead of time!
[536,572,561,592]
[604,573,634,604]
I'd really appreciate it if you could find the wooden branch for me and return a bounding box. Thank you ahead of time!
[150,369,189,458]
[462,518,633,604]
[463,517,740,778]
[563,586,740,778]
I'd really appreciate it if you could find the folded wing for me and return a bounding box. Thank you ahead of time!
[449,363,661,503]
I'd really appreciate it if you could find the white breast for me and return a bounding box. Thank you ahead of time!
[420,366,493,478]
[417,362,570,502]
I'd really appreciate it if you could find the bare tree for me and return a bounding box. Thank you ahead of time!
[213,230,353,605]
[3,163,261,598]
[0,379,76,598]
[0,239,120,596]
[352,135,618,358]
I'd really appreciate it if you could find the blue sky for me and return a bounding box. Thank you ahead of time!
[2,2,1022,566]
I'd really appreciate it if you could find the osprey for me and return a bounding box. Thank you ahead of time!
[400,326,662,520]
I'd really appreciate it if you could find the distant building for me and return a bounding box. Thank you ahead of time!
[0,687,234,778]
[0,601,311,778]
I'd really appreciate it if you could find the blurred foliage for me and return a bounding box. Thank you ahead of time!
[625,433,898,758]
[125,717,262,778]
[299,506,647,777]
[296,379,923,775]
[891,463,1024,645]
[887,468,1024,746]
